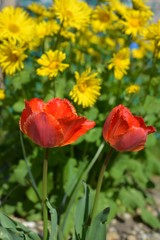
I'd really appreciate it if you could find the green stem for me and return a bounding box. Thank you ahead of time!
[42,148,49,240]
[91,147,113,222]
[19,131,41,202]
[54,20,64,50]
[145,43,157,96]
[61,141,105,232]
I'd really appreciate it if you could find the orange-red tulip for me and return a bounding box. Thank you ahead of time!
[19,98,96,148]
[103,104,156,152]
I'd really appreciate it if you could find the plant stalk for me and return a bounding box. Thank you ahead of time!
[61,141,105,231]
[91,147,113,222]
[42,148,49,240]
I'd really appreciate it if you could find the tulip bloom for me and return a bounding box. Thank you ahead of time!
[103,104,156,152]
[19,98,95,148]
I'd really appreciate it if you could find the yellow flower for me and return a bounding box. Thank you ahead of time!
[0,6,36,44]
[36,50,69,79]
[107,0,127,16]
[54,0,91,30]
[0,39,27,75]
[108,48,130,80]
[91,4,117,32]
[69,68,101,108]
[0,89,5,100]
[144,21,160,57]
[28,3,54,19]
[121,9,150,37]
[28,3,47,16]
[36,20,59,39]
[126,84,140,94]
[131,0,153,18]
[131,47,146,59]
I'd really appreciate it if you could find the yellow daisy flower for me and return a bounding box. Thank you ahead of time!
[0,89,5,100]
[0,39,28,75]
[107,0,128,16]
[132,0,153,18]
[28,3,54,19]
[91,4,117,32]
[36,20,59,39]
[27,3,47,16]
[0,6,36,44]
[143,21,160,57]
[69,68,101,108]
[126,84,140,94]
[36,50,69,79]
[54,0,91,30]
[121,9,149,38]
[108,48,130,80]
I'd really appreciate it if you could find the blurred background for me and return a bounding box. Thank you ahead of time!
[0,0,160,21]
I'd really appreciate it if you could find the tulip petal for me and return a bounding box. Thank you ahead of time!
[26,98,45,112]
[19,98,45,133]
[24,112,64,148]
[103,105,129,140]
[59,117,96,146]
[135,116,156,133]
[110,127,147,152]
[44,98,77,119]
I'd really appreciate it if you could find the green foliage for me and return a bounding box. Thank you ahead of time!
[0,212,41,240]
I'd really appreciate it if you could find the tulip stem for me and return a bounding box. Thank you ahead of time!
[91,147,113,222]
[61,141,105,232]
[42,148,49,240]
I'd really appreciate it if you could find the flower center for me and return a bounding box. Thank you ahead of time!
[114,58,122,67]
[65,10,73,20]
[78,82,87,93]
[9,24,20,33]
[49,61,59,69]
[98,12,110,22]
[130,18,140,28]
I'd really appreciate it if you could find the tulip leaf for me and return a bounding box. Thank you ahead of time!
[74,182,93,239]
[0,213,16,229]
[0,212,41,240]
[86,207,110,240]
[46,199,58,240]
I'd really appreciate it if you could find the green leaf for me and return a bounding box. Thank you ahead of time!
[84,127,102,143]
[86,208,110,240]
[0,227,18,240]
[10,160,28,185]
[74,182,92,239]
[119,187,145,211]
[63,158,87,196]
[26,187,39,203]
[11,63,33,90]
[0,213,16,229]
[141,208,160,229]
[145,149,160,175]
[12,100,25,113]
[143,95,160,115]
[84,107,99,120]
[46,199,58,240]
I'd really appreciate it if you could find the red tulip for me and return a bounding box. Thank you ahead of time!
[19,98,95,148]
[103,104,156,152]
